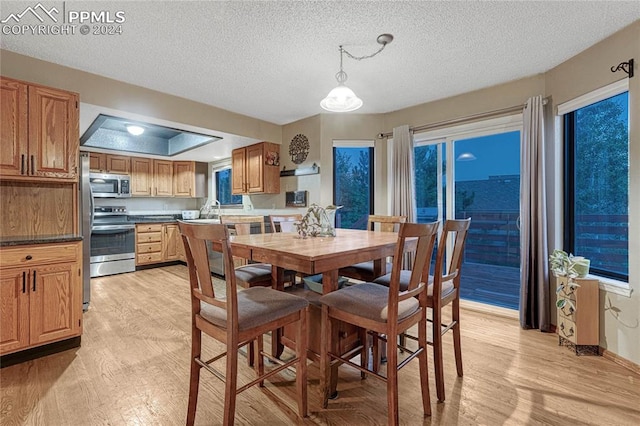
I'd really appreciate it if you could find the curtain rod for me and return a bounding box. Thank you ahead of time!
[377,97,549,139]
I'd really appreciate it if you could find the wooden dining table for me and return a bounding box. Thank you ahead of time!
[229,228,414,358]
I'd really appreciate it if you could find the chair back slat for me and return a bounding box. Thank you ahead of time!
[386,221,439,320]
[433,219,471,307]
[178,221,239,327]
[368,214,407,232]
[220,215,266,235]
[270,214,303,233]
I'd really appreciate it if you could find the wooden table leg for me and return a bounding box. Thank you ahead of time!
[323,270,340,397]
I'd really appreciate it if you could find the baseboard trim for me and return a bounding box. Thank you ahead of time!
[600,348,640,376]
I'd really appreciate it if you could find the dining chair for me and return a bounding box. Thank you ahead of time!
[373,218,471,402]
[319,221,439,425]
[269,214,303,233]
[338,214,407,282]
[178,221,309,426]
[220,215,283,288]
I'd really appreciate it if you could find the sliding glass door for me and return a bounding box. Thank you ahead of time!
[414,117,522,310]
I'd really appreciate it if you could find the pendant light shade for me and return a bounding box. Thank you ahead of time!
[320,84,363,112]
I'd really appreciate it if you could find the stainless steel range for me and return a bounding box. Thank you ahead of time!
[90,206,136,277]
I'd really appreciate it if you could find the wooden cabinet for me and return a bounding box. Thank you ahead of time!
[0,241,82,355]
[88,152,130,174]
[136,223,183,265]
[556,276,599,353]
[136,223,163,264]
[174,161,207,197]
[0,77,79,181]
[131,158,173,197]
[154,160,173,196]
[163,224,180,261]
[131,157,153,196]
[231,142,280,195]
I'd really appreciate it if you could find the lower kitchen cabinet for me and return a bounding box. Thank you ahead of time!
[136,223,184,265]
[0,241,83,356]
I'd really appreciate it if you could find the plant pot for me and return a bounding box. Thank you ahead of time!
[573,257,590,278]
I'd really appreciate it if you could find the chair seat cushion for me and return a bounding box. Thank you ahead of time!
[234,263,272,284]
[373,271,455,300]
[199,286,309,331]
[340,261,393,276]
[319,283,419,323]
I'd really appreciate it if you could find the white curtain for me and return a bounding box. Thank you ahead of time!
[519,95,550,331]
[392,125,416,268]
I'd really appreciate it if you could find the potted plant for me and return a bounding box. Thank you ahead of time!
[549,249,590,314]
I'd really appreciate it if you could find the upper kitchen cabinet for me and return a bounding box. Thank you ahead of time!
[174,161,207,198]
[231,142,280,195]
[0,77,79,182]
[131,157,153,196]
[131,157,173,197]
[88,152,130,174]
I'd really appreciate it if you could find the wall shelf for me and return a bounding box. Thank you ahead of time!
[280,163,319,177]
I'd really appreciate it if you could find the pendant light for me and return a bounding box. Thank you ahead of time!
[320,34,394,113]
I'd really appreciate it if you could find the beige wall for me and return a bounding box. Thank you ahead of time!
[0,50,282,143]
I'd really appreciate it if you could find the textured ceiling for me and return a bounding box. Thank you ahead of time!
[1,1,639,126]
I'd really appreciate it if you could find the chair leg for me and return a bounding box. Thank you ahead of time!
[186,327,202,426]
[433,313,446,402]
[256,335,265,387]
[359,327,367,379]
[319,305,331,408]
[296,308,308,418]
[247,342,254,367]
[223,338,239,426]
[372,332,380,373]
[418,316,432,416]
[452,300,463,377]
[386,331,399,426]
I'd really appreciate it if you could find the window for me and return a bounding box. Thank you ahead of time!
[413,116,522,310]
[333,144,374,229]
[215,168,242,206]
[564,91,629,281]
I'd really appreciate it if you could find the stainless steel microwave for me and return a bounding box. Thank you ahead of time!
[89,173,131,198]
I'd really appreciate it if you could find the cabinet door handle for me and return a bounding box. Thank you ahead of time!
[32,270,36,292]
[22,271,26,293]
[21,154,25,175]
[30,155,35,175]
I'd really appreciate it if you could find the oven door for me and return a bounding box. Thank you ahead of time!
[90,225,136,262]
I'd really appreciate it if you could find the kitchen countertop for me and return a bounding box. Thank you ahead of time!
[127,215,180,223]
[0,234,83,247]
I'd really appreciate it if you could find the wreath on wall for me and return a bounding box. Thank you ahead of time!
[289,134,310,164]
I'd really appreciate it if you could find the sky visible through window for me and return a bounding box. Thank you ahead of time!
[455,131,520,181]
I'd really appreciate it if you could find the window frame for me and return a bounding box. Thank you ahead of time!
[213,166,242,207]
[332,141,375,229]
[562,91,629,282]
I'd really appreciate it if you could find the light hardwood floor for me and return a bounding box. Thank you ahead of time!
[1,264,638,425]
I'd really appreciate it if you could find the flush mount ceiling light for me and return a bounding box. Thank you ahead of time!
[126,124,145,136]
[320,33,394,113]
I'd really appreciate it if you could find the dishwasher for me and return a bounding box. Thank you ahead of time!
[207,241,225,277]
